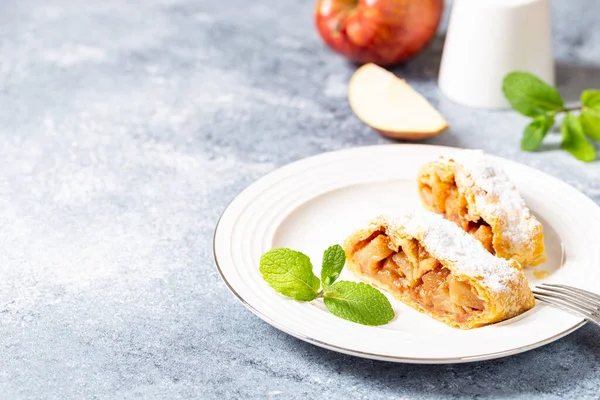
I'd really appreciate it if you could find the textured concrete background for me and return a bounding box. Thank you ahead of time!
[1,0,600,399]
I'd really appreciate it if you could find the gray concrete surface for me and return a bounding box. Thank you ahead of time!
[1,0,599,398]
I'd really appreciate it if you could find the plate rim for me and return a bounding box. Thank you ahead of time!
[213,144,589,364]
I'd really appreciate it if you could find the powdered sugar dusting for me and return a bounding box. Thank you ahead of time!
[386,212,520,292]
[443,150,541,255]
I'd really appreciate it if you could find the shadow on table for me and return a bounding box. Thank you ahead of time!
[388,45,600,102]
[383,38,600,101]
[283,323,600,398]
[527,62,600,157]
[387,34,446,82]
[355,42,600,153]
[556,62,600,103]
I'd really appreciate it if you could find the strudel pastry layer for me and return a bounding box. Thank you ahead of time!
[343,212,535,329]
[418,151,546,266]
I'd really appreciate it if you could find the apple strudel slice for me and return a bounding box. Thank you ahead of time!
[418,151,546,266]
[343,212,535,329]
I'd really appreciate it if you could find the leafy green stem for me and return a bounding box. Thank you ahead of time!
[260,245,395,326]
[503,71,599,162]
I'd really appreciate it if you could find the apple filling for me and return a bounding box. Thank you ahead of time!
[352,232,485,322]
[420,174,494,254]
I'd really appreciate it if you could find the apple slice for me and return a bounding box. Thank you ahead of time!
[349,63,448,140]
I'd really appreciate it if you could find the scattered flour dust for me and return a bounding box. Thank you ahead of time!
[438,150,543,256]
[0,140,275,321]
[324,74,347,99]
[42,44,108,67]
[385,212,520,293]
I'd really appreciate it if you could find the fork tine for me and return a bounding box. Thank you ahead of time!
[534,294,590,317]
[539,283,600,304]
[533,290,600,317]
[534,294,600,327]
[533,286,600,313]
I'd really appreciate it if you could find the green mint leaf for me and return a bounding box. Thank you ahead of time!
[321,244,346,288]
[502,72,564,117]
[580,109,600,141]
[581,90,600,110]
[521,114,554,151]
[561,112,596,162]
[259,248,320,301]
[323,281,394,326]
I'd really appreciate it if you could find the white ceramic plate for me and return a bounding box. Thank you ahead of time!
[214,145,600,363]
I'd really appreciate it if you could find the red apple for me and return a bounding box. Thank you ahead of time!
[314,0,443,66]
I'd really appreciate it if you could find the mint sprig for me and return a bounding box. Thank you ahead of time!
[561,112,596,162]
[259,249,321,301]
[323,281,395,326]
[259,246,395,326]
[502,72,564,117]
[503,72,599,162]
[321,244,345,289]
[580,90,600,141]
[521,114,553,151]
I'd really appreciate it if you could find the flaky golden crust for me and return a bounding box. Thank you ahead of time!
[343,215,535,329]
[418,157,546,267]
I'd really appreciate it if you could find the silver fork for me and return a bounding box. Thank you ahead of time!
[532,283,600,327]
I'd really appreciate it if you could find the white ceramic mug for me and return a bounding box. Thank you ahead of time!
[438,0,554,109]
